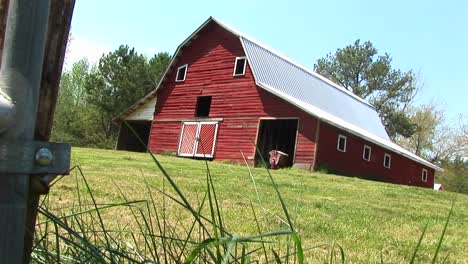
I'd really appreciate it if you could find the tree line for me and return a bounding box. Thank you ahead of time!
[52,41,466,193]
[52,45,170,148]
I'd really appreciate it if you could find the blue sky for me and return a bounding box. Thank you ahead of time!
[67,0,467,120]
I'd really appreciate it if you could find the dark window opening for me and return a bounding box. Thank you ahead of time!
[337,134,347,152]
[255,119,298,167]
[422,169,428,182]
[384,154,391,168]
[363,145,371,161]
[176,64,187,82]
[233,57,246,76]
[195,96,212,117]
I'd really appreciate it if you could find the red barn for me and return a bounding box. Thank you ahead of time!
[115,17,441,188]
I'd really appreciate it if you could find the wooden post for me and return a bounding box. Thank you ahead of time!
[35,0,75,141]
[0,0,9,64]
[25,1,75,261]
[0,0,50,263]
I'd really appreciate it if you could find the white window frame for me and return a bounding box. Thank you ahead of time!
[422,169,428,182]
[233,57,247,76]
[383,153,391,169]
[175,64,188,82]
[363,145,371,161]
[337,134,347,152]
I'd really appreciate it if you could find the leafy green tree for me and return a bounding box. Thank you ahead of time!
[86,45,151,118]
[51,59,93,145]
[314,40,418,139]
[149,52,171,87]
[396,104,446,162]
[459,115,468,156]
[84,45,170,147]
[438,157,468,194]
[397,105,466,162]
[438,116,467,194]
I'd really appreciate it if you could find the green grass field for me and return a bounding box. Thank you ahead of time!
[42,147,467,263]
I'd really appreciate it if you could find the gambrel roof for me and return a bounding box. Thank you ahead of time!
[115,17,442,171]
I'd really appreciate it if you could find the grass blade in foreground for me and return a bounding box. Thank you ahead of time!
[123,121,206,231]
[432,200,455,264]
[410,223,428,264]
[253,141,305,263]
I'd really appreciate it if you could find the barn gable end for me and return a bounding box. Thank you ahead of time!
[149,20,318,167]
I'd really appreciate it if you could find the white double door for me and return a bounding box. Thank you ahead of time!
[177,121,219,158]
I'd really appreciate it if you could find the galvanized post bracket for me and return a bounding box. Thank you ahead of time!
[0,140,70,175]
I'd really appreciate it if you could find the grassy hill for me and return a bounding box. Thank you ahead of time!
[41,147,467,263]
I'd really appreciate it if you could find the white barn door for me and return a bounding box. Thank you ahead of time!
[177,122,199,157]
[177,121,218,158]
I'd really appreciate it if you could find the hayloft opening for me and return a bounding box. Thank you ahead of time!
[195,96,212,117]
[116,121,151,152]
[255,119,298,167]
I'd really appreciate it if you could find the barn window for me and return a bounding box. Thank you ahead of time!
[195,96,212,117]
[383,153,391,169]
[176,64,188,82]
[422,169,428,182]
[233,57,247,76]
[363,145,371,161]
[337,134,347,152]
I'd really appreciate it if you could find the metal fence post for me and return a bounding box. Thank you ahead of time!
[0,0,50,262]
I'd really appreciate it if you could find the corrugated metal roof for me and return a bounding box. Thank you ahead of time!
[241,38,390,140]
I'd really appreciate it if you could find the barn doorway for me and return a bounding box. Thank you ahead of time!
[116,121,152,152]
[255,119,298,167]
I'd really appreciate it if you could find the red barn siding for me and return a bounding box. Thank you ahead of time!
[148,21,318,166]
[150,121,182,154]
[315,122,435,188]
